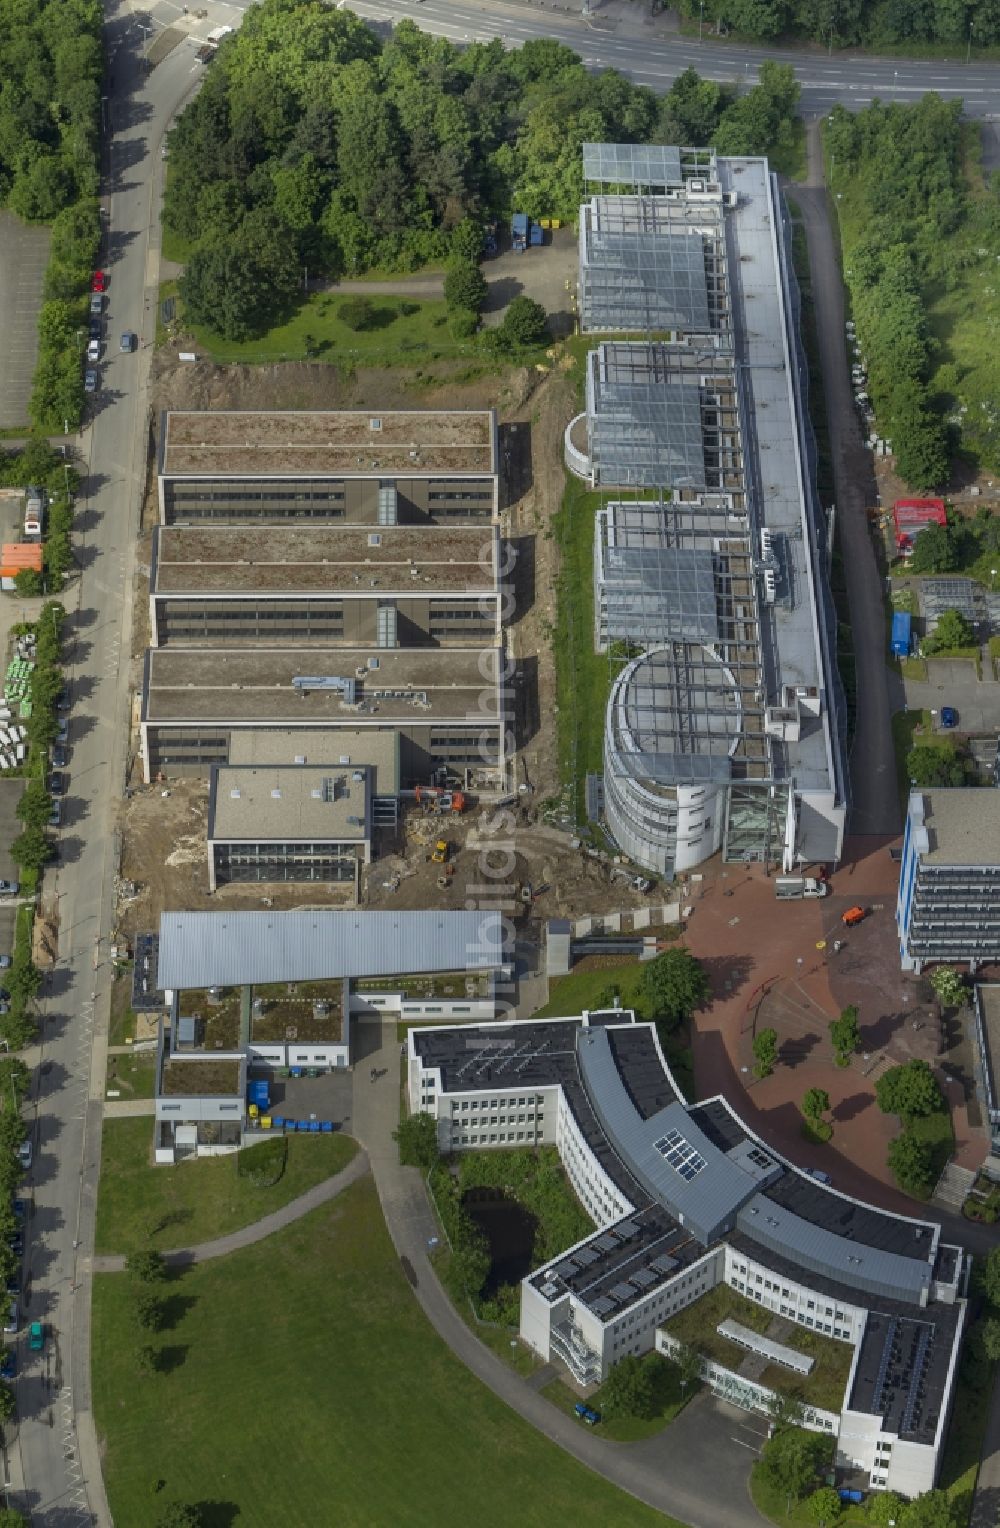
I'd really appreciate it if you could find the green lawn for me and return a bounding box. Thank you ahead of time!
[906,1106,956,1197]
[159,284,466,366]
[751,1471,867,1528]
[890,709,959,809]
[552,473,615,824]
[94,1117,357,1255]
[109,972,137,1047]
[664,1283,854,1414]
[92,1179,676,1527]
[105,1050,157,1101]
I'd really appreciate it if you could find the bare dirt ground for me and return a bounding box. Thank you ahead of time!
[127,350,634,923]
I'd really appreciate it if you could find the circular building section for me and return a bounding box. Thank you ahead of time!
[604,644,742,876]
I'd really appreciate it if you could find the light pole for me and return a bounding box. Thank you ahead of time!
[699,0,704,40]
[967,21,974,64]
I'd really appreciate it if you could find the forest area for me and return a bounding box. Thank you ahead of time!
[163,0,802,341]
[676,0,1000,49]
[0,0,102,430]
[826,95,1000,486]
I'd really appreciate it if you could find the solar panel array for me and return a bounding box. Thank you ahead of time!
[655,1128,706,1181]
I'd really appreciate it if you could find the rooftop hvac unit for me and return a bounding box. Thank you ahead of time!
[689,179,705,193]
[762,569,777,604]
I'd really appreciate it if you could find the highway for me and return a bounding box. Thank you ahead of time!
[4,0,996,1520]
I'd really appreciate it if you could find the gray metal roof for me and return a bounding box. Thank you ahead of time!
[582,229,710,333]
[601,545,718,645]
[576,1026,766,1243]
[583,143,684,188]
[158,910,505,989]
[590,371,706,489]
[737,1192,931,1305]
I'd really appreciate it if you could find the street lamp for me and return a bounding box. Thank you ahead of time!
[967,21,974,64]
[699,0,704,40]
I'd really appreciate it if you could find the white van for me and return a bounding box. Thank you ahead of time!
[774,875,829,899]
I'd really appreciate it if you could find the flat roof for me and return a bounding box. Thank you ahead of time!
[975,984,1000,1114]
[209,765,370,842]
[142,646,502,724]
[913,789,1000,865]
[228,728,399,795]
[160,1057,242,1097]
[151,525,498,595]
[583,143,685,188]
[160,410,496,478]
[530,1204,706,1322]
[157,910,506,990]
[849,1305,962,1445]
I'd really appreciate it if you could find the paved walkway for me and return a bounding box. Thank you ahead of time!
[351,1017,769,1528]
[90,1149,368,1272]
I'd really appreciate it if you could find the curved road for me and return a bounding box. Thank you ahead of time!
[12,0,997,1522]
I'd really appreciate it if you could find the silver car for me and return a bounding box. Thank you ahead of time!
[84,368,98,394]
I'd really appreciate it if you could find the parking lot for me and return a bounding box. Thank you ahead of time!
[482,226,578,337]
[903,656,1000,734]
[0,213,51,429]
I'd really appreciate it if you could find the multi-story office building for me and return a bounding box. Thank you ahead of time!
[567,145,846,877]
[156,409,498,524]
[148,524,500,648]
[972,984,1000,1173]
[139,644,506,785]
[409,1013,967,1499]
[897,789,1000,972]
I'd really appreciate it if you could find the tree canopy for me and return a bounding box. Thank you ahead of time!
[642,948,711,1031]
[923,608,974,653]
[887,1131,935,1196]
[875,1060,942,1120]
[392,1110,439,1169]
[599,1352,658,1419]
[675,0,1000,53]
[757,1424,832,1504]
[906,744,965,788]
[164,4,803,337]
[828,1006,860,1065]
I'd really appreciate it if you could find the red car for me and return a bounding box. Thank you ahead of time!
[91,270,107,293]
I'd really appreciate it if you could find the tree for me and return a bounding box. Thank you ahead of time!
[126,1250,168,1284]
[980,1247,1000,1309]
[867,1492,906,1527]
[804,1487,842,1527]
[828,1006,860,1066]
[758,1424,831,1507]
[15,781,53,832]
[980,1316,1000,1361]
[888,1131,935,1196]
[496,295,548,349]
[0,1058,30,1109]
[801,1088,830,1125]
[600,1353,657,1419]
[134,1289,164,1332]
[899,1490,958,1528]
[906,745,965,788]
[752,1027,779,1079]
[13,571,42,598]
[392,1111,439,1168]
[0,1383,15,1423]
[135,1343,158,1376]
[875,1060,942,1120]
[443,261,487,315]
[928,967,966,1009]
[7,963,41,1006]
[10,828,52,871]
[670,1340,702,1394]
[908,523,956,574]
[924,608,975,655]
[155,1507,201,1528]
[642,947,711,1030]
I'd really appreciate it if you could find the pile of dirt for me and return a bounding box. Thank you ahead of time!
[32,897,58,966]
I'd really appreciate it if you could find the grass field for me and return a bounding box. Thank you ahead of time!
[105,1050,156,1101]
[157,282,471,367]
[95,1118,357,1255]
[551,473,615,824]
[92,1178,676,1528]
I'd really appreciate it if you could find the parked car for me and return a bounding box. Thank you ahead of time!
[48,772,65,797]
[56,686,71,713]
[2,1303,17,1336]
[89,293,102,318]
[940,706,958,728]
[6,1234,22,1260]
[91,270,106,292]
[0,956,11,970]
[0,1350,15,1380]
[89,318,101,342]
[574,1403,602,1426]
[48,800,62,829]
[5,1277,20,1299]
[28,1321,44,1352]
[120,331,136,353]
[16,1142,31,1172]
[0,882,19,898]
[55,718,69,743]
[51,744,67,769]
[11,1200,26,1224]
[84,368,98,394]
[86,338,100,363]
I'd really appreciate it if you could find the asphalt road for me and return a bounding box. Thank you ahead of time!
[792,124,900,836]
[337,0,1000,115]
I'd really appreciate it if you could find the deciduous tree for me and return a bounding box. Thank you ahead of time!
[642,948,711,1031]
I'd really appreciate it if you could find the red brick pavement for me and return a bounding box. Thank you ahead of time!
[678,836,987,1213]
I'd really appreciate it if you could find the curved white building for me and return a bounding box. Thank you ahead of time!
[409,1012,967,1501]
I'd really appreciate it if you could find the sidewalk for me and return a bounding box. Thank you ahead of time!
[971,1363,1000,1528]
